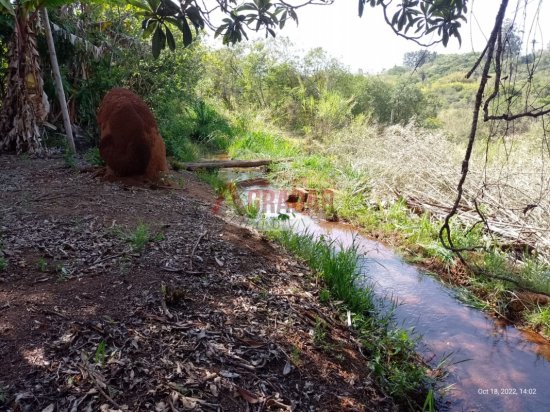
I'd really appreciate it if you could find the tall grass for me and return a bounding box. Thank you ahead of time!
[228,130,299,159]
[267,227,375,314]
[264,226,429,403]
[157,98,234,162]
[527,306,550,338]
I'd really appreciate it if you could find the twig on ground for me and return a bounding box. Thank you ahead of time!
[189,230,207,269]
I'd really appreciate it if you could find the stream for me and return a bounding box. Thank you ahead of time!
[220,168,550,411]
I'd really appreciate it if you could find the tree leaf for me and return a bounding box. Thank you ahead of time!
[146,0,161,12]
[152,25,164,58]
[186,6,205,32]
[165,25,176,51]
[127,0,150,11]
[0,0,15,16]
[180,17,193,46]
[279,10,287,29]
[143,20,157,39]
[214,24,227,38]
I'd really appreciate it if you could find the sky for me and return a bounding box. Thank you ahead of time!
[272,0,550,73]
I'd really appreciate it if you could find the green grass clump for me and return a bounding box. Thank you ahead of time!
[526,306,550,338]
[196,170,227,196]
[158,98,234,162]
[156,99,203,162]
[278,155,337,189]
[113,223,155,254]
[128,224,151,253]
[63,148,76,168]
[266,228,373,313]
[37,257,48,272]
[84,147,105,166]
[517,258,550,296]
[243,200,260,219]
[187,100,234,149]
[0,256,6,271]
[94,340,107,366]
[228,130,298,159]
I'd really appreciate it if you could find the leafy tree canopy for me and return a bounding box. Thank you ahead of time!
[403,50,437,69]
[127,0,469,58]
[501,18,522,56]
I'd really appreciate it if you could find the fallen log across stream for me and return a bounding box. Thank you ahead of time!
[180,158,290,171]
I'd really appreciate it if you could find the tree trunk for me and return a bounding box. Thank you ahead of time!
[40,7,75,154]
[181,158,289,171]
[0,10,47,155]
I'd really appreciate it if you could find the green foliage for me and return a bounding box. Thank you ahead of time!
[63,147,76,168]
[422,389,436,412]
[243,200,260,219]
[195,170,227,195]
[280,155,335,189]
[265,228,375,315]
[94,340,107,366]
[319,288,330,303]
[127,0,202,57]
[0,255,6,271]
[128,223,151,253]
[313,317,330,350]
[187,100,233,148]
[84,147,105,166]
[517,257,550,295]
[113,223,154,253]
[199,40,445,138]
[122,0,469,59]
[358,0,466,47]
[526,306,550,338]
[155,98,201,162]
[37,258,48,272]
[403,50,437,69]
[290,345,301,366]
[310,90,355,137]
[228,130,298,159]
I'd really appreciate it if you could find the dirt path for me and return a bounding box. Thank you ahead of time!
[0,156,395,411]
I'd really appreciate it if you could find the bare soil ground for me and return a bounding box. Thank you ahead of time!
[0,156,395,412]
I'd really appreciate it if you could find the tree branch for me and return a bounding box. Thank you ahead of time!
[485,106,550,121]
[439,0,510,254]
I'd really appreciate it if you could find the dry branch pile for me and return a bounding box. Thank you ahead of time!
[329,122,550,260]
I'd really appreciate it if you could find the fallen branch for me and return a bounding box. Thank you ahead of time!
[189,230,207,269]
[81,360,123,410]
[181,158,290,171]
[89,250,129,268]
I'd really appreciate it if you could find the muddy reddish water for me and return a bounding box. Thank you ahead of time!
[235,183,550,411]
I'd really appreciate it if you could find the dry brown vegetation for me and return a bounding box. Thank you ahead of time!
[328,121,550,261]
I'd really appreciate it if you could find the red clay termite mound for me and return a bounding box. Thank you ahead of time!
[97,88,168,180]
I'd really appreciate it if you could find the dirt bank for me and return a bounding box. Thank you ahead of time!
[0,156,396,411]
